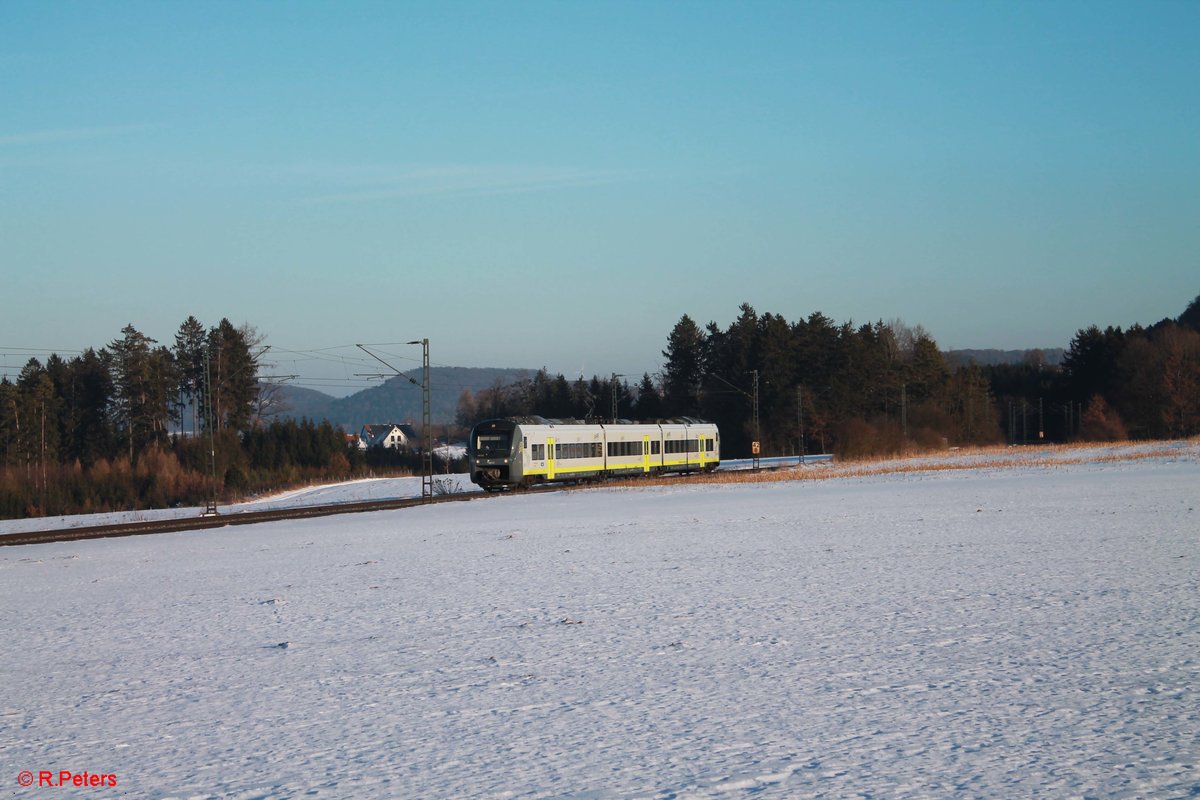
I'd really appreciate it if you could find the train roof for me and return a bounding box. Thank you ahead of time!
[502,416,712,426]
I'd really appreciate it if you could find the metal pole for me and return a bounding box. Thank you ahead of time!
[752,369,760,470]
[414,339,432,502]
[204,350,219,515]
[797,385,804,464]
[610,373,624,422]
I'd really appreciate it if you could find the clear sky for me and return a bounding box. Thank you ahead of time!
[2,0,1197,395]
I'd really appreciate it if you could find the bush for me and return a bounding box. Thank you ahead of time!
[1080,395,1128,441]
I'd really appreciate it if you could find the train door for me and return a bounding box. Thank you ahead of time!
[547,436,556,480]
[698,433,706,469]
[643,435,651,473]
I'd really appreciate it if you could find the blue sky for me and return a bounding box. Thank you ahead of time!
[2,0,1197,395]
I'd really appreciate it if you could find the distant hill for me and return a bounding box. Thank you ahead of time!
[272,385,343,423]
[944,348,1064,368]
[271,366,534,431]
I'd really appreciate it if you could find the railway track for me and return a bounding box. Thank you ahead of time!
[0,480,602,548]
[0,491,485,548]
[1,457,826,548]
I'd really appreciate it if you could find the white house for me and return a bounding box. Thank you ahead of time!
[359,423,420,451]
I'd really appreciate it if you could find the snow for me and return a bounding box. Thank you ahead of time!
[0,473,478,536]
[2,443,1198,798]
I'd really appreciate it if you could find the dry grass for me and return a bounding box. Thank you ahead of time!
[600,438,1200,491]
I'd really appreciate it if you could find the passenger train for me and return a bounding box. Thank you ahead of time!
[468,416,720,491]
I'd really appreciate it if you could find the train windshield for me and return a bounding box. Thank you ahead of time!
[474,432,512,458]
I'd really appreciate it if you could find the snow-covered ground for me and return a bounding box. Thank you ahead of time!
[2,443,1198,798]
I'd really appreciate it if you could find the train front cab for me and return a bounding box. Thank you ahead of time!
[468,419,520,490]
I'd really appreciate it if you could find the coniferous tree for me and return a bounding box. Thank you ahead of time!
[109,325,177,460]
[661,314,705,417]
[60,349,114,466]
[1179,293,1200,333]
[1063,325,1126,406]
[0,378,18,466]
[174,316,207,435]
[205,319,260,433]
[570,376,594,419]
[907,333,950,403]
[16,360,60,480]
[633,373,663,420]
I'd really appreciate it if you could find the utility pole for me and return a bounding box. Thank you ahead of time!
[203,350,219,516]
[751,369,760,471]
[610,373,625,423]
[357,340,434,502]
[409,339,433,502]
[796,385,804,464]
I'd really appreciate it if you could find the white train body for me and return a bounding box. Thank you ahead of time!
[468,417,720,490]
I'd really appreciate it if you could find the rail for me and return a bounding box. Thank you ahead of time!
[1,454,833,548]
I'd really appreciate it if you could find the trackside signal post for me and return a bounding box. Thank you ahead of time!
[707,370,762,471]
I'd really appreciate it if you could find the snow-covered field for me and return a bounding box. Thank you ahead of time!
[2,443,1198,798]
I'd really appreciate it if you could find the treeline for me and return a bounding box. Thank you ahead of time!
[6,296,1196,517]
[0,317,374,519]
[457,295,1200,459]
[456,304,999,458]
[987,295,1200,442]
